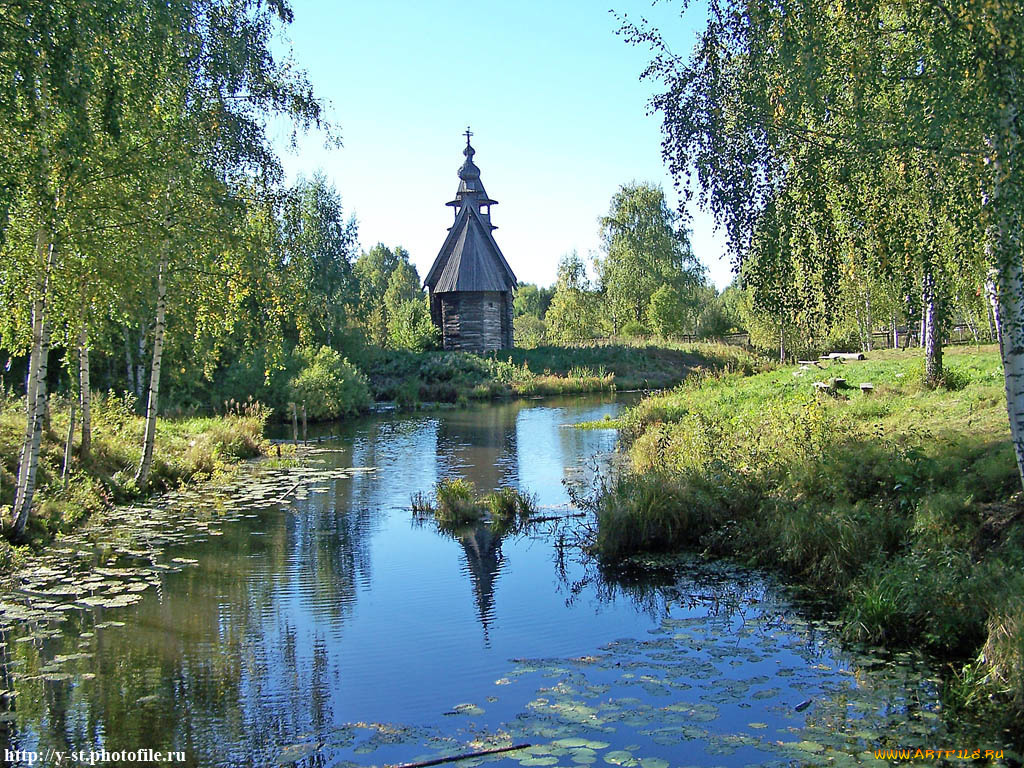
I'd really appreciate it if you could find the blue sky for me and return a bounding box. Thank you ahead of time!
[273,0,733,290]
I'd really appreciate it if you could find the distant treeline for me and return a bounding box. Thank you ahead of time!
[513,183,995,360]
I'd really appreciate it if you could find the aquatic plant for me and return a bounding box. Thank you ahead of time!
[434,478,482,527]
[421,479,537,534]
[484,487,536,535]
[410,490,434,514]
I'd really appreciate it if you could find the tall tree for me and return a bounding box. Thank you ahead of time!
[596,182,699,334]
[545,252,599,344]
[354,244,414,347]
[0,0,330,529]
[282,173,359,348]
[622,0,1022,481]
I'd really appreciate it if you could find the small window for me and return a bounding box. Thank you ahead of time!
[488,302,494,309]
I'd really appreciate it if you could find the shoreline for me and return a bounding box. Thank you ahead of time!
[0,400,278,574]
[584,345,1023,746]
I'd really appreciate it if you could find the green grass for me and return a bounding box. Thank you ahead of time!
[433,477,482,527]
[369,340,765,406]
[483,487,537,536]
[0,391,272,566]
[589,345,1024,740]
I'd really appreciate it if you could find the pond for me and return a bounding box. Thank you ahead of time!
[0,395,967,767]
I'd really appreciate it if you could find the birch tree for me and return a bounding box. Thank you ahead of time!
[622,0,1020,481]
[1,0,329,528]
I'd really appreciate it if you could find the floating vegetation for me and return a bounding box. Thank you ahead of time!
[413,479,537,535]
[484,487,537,536]
[433,478,482,527]
[0,457,378,698]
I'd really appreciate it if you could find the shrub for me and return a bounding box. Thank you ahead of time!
[387,298,440,352]
[394,377,421,409]
[621,320,648,339]
[647,284,689,339]
[514,315,546,349]
[288,346,371,420]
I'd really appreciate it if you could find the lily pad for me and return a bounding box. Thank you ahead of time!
[448,703,484,716]
[277,742,319,765]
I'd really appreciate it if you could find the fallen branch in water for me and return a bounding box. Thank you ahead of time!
[272,480,303,505]
[531,512,586,523]
[387,743,531,768]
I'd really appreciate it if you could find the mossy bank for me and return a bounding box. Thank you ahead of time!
[586,345,1024,744]
[0,391,272,571]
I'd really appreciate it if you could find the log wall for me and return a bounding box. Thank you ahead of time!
[437,290,514,352]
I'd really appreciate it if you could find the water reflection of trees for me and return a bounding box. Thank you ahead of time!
[0,397,658,765]
[559,547,825,640]
[0,463,375,766]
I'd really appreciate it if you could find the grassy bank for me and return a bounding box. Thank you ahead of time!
[0,391,270,569]
[369,340,763,405]
[588,345,1024,740]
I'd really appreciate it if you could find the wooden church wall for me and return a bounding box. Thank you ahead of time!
[439,291,511,352]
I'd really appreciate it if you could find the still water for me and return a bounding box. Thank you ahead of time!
[0,395,958,767]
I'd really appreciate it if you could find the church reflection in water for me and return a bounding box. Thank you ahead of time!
[0,395,626,767]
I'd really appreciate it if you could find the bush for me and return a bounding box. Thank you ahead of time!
[620,320,648,339]
[288,346,371,420]
[387,298,440,352]
[514,315,546,349]
[394,377,421,409]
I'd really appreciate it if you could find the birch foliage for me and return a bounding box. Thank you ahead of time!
[622,0,1024,485]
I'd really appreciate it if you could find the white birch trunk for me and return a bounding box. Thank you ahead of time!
[10,318,52,537]
[62,402,76,488]
[988,121,1024,487]
[13,225,49,512]
[922,269,942,385]
[135,331,146,400]
[134,250,168,488]
[79,325,91,461]
[987,269,1002,347]
[995,257,1024,489]
[864,293,873,351]
[11,228,56,538]
[984,87,1024,490]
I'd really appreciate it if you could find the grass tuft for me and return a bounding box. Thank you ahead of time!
[434,477,483,527]
[483,487,536,535]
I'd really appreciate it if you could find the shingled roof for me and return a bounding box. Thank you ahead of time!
[425,204,516,292]
[424,131,516,293]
